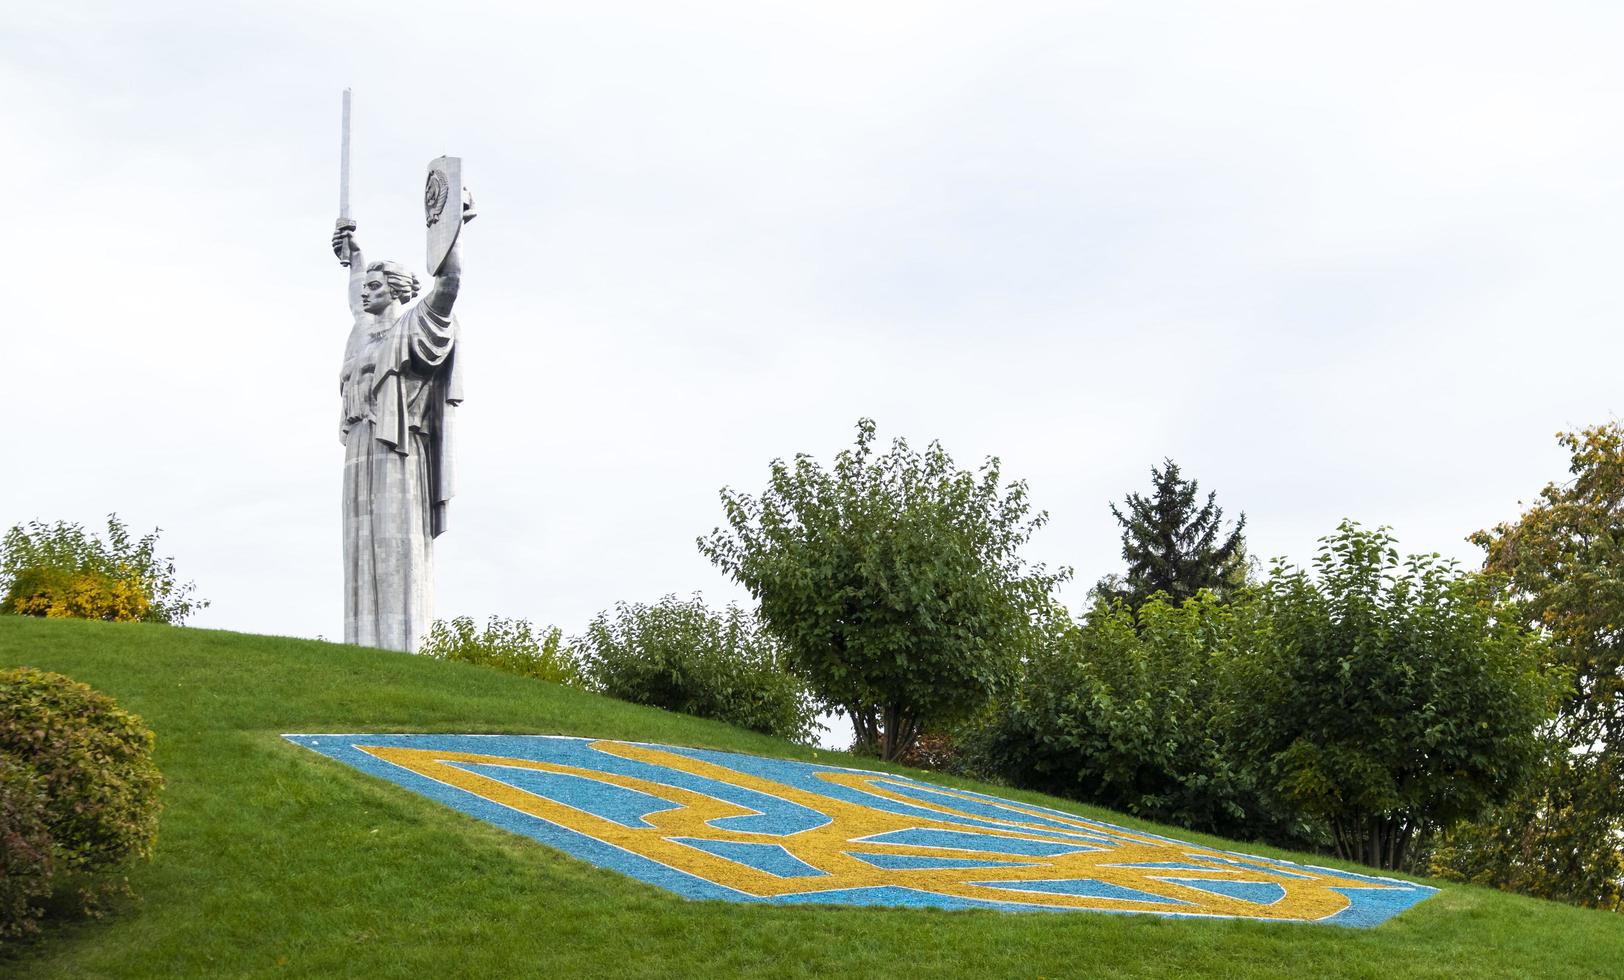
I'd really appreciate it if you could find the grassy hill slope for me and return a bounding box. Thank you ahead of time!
[0,617,1618,978]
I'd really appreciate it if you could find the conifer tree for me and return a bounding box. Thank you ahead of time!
[1097,459,1247,609]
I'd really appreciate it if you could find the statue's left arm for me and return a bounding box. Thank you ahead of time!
[405,231,461,378]
[426,188,474,319]
[425,237,461,319]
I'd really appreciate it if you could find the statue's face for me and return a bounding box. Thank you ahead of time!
[361,273,394,315]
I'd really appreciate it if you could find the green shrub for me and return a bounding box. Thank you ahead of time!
[576,595,822,743]
[962,592,1298,844]
[0,667,163,917]
[419,616,581,686]
[1429,748,1624,911]
[1233,522,1554,871]
[0,515,206,624]
[0,752,54,938]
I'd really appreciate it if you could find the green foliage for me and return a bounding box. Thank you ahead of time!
[1095,459,1248,609]
[1234,521,1554,871]
[576,594,821,743]
[1473,423,1624,752]
[4,617,1624,978]
[1430,748,1623,911]
[1436,421,1624,908]
[419,616,581,686]
[0,752,55,938]
[965,592,1299,843]
[0,666,163,925]
[700,418,1068,761]
[0,515,206,624]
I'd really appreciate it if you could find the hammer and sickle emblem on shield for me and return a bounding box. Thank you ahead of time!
[424,169,449,227]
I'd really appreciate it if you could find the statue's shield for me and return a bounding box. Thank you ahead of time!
[424,155,462,276]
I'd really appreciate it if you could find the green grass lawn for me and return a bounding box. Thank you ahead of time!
[1,616,1619,978]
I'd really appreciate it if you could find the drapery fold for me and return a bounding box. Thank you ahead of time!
[339,295,463,651]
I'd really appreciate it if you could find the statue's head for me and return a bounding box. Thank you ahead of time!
[361,260,421,314]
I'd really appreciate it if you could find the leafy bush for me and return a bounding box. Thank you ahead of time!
[968,523,1556,872]
[964,592,1296,843]
[1429,746,1624,911]
[1232,522,1554,870]
[0,667,164,920]
[576,594,822,743]
[419,616,581,686]
[897,730,968,773]
[0,752,54,938]
[1,515,206,624]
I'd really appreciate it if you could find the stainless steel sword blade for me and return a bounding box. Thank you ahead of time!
[339,88,351,220]
[338,88,353,266]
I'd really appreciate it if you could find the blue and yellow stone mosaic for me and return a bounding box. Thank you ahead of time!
[284,734,1435,926]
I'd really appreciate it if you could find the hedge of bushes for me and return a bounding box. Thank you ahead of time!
[575,595,823,744]
[419,616,582,686]
[419,597,822,744]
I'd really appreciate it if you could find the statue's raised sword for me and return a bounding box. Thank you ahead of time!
[337,88,355,267]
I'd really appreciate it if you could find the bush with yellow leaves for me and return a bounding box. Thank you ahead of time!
[0,515,205,625]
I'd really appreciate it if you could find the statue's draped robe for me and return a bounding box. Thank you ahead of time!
[340,287,462,652]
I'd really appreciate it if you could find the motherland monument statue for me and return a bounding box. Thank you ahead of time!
[329,89,475,652]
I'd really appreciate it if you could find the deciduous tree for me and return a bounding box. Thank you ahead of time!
[1236,522,1552,871]
[700,419,1067,761]
[1435,422,1624,908]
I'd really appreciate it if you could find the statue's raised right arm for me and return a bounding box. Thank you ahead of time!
[332,220,366,317]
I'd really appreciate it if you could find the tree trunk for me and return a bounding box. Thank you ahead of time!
[878,703,920,762]
[847,703,880,754]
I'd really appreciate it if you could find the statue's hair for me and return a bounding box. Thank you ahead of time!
[366,260,421,304]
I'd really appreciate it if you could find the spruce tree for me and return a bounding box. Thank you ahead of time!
[1097,459,1247,609]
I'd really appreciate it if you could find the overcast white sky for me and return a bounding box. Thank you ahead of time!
[4,2,1620,654]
